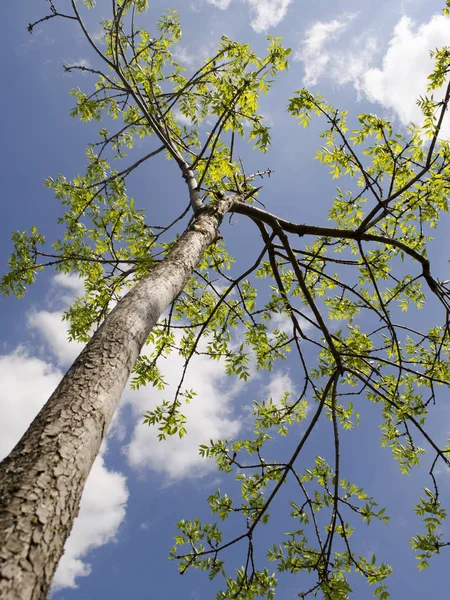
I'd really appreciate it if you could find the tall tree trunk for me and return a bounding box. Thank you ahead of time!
[0,198,236,600]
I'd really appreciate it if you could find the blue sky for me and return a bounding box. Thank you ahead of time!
[2,0,450,598]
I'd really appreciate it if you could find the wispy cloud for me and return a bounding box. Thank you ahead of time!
[173,44,214,69]
[294,14,359,87]
[206,0,233,8]
[205,0,293,31]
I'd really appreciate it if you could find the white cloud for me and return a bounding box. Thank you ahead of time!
[173,46,197,68]
[0,351,63,458]
[247,0,293,32]
[296,12,450,135]
[268,310,314,337]
[263,371,295,406]
[28,310,84,367]
[28,273,85,367]
[295,15,358,87]
[173,44,214,69]
[268,311,295,335]
[207,0,233,8]
[174,110,194,127]
[125,341,243,480]
[362,15,450,133]
[331,35,378,92]
[53,272,84,298]
[205,0,292,31]
[91,29,105,42]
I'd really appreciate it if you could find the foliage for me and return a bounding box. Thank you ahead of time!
[5,1,450,598]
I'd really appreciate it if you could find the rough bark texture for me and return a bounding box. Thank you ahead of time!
[0,198,236,600]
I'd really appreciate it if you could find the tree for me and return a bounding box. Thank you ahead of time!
[1,1,450,599]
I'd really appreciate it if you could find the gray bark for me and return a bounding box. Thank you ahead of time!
[0,198,236,600]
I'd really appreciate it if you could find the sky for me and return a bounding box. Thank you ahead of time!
[2,0,450,598]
